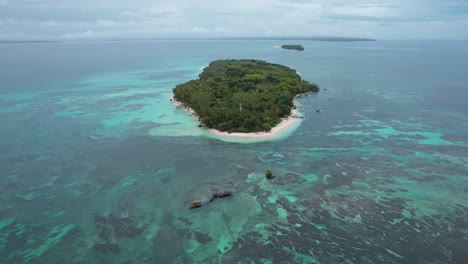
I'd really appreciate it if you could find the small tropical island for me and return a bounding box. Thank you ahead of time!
[281,45,304,51]
[172,59,319,136]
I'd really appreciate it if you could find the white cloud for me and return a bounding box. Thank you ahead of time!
[41,20,61,27]
[146,3,185,17]
[191,27,207,32]
[62,30,97,39]
[96,19,117,27]
[0,0,467,40]
[331,4,394,17]
[215,26,228,32]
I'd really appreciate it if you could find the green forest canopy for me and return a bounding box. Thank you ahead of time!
[172,59,319,133]
[281,44,304,51]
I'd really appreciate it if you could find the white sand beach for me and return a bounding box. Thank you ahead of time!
[171,97,303,140]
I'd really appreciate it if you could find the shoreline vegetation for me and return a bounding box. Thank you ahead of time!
[172,59,319,138]
[281,44,304,51]
[172,94,306,139]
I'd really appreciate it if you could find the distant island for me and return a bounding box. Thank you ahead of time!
[202,37,376,42]
[172,59,319,134]
[0,40,62,44]
[276,37,376,42]
[281,45,304,51]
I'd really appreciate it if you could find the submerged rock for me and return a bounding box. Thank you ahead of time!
[190,200,202,209]
[210,191,232,202]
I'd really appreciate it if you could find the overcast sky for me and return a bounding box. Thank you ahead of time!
[1,0,468,40]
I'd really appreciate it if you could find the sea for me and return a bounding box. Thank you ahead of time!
[0,39,467,263]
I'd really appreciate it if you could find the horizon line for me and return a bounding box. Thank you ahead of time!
[1,36,377,43]
[2,37,468,43]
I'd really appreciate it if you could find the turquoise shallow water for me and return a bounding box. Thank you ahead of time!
[0,40,467,263]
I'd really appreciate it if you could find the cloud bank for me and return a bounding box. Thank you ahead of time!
[0,0,467,40]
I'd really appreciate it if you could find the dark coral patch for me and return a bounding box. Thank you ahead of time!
[221,192,467,263]
[177,217,193,225]
[193,231,213,244]
[94,214,143,238]
[92,243,121,254]
[92,213,143,255]
[411,174,447,182]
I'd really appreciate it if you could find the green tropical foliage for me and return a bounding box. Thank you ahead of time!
[281,44,304,51]
[173,59,319,133]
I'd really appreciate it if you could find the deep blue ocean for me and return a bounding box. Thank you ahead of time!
[0,39,467,263]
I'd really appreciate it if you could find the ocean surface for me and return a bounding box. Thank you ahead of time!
[0,39,467,263]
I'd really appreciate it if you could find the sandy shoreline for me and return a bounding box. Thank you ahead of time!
[171,97,303,139]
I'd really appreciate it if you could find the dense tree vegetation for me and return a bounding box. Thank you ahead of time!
[266,170,274,179]
[281,45,304,51]
[173,59,319,133]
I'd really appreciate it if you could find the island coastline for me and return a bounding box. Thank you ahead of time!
[171,96,304,140]
[281,44,304,51]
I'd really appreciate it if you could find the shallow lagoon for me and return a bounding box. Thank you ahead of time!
[0,40,467,263]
